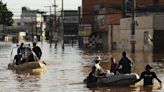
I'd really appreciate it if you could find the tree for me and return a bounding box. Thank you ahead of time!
[0,1,13,26]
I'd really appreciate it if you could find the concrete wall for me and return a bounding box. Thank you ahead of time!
[108,25,120,52]
[82,0,123,23]
[154,15,164,30]
[119,15,154,52]
[102,32,108,52]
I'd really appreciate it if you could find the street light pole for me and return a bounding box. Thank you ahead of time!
[61,0,64,49]
[131,0,136,53]
[37,11,45,42]
[53,0,58,48]
[45,6,52,45]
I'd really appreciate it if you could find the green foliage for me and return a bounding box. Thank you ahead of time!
[0,1,13,26]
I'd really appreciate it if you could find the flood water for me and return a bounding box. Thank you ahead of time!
[0,42,164,92]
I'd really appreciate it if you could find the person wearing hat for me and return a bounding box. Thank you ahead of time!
[93,56,105,76]
[135,64,162,86]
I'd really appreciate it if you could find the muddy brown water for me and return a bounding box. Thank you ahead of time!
[0,42,164,92]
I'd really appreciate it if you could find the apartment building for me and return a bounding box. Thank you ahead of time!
[20,7,45,42]
[82,0,164,52]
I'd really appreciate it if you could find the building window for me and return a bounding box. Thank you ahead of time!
[124,0,133,16]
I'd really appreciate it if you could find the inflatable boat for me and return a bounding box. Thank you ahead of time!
[8,44,46,72]
[8,61,46,71]
[85,73,139,87]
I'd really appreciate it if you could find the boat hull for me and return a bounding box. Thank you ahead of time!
[8,61,46,71]
[86,73,139,87]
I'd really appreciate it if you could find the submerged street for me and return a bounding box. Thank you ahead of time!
[0,42,164,92]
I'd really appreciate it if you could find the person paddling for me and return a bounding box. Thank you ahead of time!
[86,66,98,83]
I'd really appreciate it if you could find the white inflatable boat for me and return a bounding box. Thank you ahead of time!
[85,73,139,87]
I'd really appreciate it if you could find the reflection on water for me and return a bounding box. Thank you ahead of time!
[89,87,134,92]
[14,68,47,76]
[153,53,164,62]
[15,74,41,92]
[88,82,162,92]
[0,42,164,92]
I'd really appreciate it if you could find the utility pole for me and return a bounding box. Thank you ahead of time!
[31,18,34,42]
[61,0,64,49]
[131,0,136,53]
[53,0,58,48]
[45,6,52,16]
[45,6,53,45]
[37,11,45,42]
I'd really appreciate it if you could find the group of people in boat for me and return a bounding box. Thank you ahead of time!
[13,42,42,65]
[86,51,162,86]
[110,51,134,74]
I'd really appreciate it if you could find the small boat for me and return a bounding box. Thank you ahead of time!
[8,43,47,73]
[85,73,139,87]
[8,61,47,71]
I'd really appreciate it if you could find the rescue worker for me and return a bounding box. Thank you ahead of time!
[117,51,134,74]
[13,51,23,65]
[135,64,162,86]
[32,42,42,60]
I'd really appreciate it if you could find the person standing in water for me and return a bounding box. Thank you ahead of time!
[135,64,162,86]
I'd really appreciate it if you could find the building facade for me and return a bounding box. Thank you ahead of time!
[20,7,45,42]
[82,0,164,52]
[63,10,79,43]
[119,15,164,53]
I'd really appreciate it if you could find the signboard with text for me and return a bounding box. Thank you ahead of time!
[78,24,92,36]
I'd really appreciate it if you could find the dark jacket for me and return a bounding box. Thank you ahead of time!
[118,57,133,74]
[33,46,42,59]
[136,70,161,86]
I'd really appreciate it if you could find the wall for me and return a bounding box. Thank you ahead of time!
[102,32,108,52]
[21,8,45,41]
[153,15,164,53]
[119,16,154,52]
[108,25,120,52]
[82,0,123,24]
[154,15,164,30]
